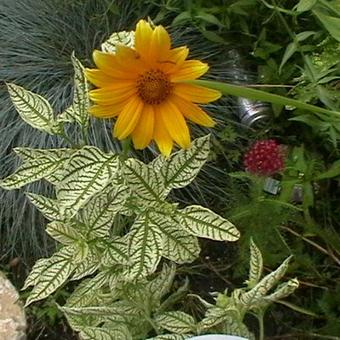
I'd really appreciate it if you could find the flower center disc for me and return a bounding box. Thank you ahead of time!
[137,69,172,105]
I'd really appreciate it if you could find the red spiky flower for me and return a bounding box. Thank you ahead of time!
[244,139,284,176]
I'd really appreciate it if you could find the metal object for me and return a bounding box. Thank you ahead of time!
[291,184,304,203]
[263,177,281,195]
[237,97,271,128]
[227,50,272,128]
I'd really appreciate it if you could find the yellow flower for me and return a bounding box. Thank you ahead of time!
[85,19,221,156]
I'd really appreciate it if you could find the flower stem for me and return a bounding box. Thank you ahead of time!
[120,138,132,160]
[190,79,340,118]
[257,310,265,340]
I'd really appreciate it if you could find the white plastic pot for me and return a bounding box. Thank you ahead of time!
[189,336,248,340]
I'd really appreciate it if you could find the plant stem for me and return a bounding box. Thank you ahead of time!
[58,132,76,148]
[81,125,89,146]
[120,138,132,160]
[190,79,340,118]
[257,310,265,340]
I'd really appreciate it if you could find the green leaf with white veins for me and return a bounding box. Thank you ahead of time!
[25,247,75,306]
[70,249,99,281]
[69,54,90,127]
[124,158,166,206]
[22,258,50,290]
[26,193,60,220]
[80,325,132,340]
[150,212,200,264]
[7,83,57,134]
[246,239,263,288]
[66,271,110,307]
[79,184,128,238]
[148,335,188,340]
[180,205,240,241]
[101,30,135,53]
[240,256,292,308]
[127,212,163,279]
[0,148,72,190]
[161,134,210,190]
[56,146,119,217]
[14,147,71,162]
[155,311,196,334]
[102,237,129,266]
[265,278,299,302]
[46,221,83,245]
[147,264,176,307]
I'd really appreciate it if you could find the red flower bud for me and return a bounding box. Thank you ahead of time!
[244,139,284,176]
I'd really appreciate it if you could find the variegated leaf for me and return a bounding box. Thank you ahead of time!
[102,238,129,266]
[150,212,200,263]
[56,146,119,217]
[14,147,71,162]
[70,53,90,127]
[124,158,165,207]
[70,253,99,281]
[0,149,71,189]
[79,184,128,237]
[265,278,299,302]
[240,256,293,308]
[119,281,151,310]
[57,106,75,124]
[80,325,132,340]
[180,205,240,241]
[199,306,232,330]
[246,239,263,288]
[148,335,189,340]
[7,83,57,134]
[155,311,196,334]
[26,193,60,220]
[101,30,135,53]
[147,264,176,307]
[73,242,90,263]
[25,247,75,306]
[62,306,127,316]
[62,312,94,333]
[103,301,142,324]
[22,258,50,290]
[66,271,110,307]
[220,316,254,339]
[127,213,163,279]
[63,302,137,336]
[46,221,83,245]
[161,135,210,189]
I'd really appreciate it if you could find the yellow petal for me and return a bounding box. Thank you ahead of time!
[159,100,190,149]
[88,101,128,118]
[171,95,215,127]
[131,105,155,149]
[115,44,139,61]
[115,45,146,74]
[161,46,189,73]
[153,111,173,157]
[113,96,144,139]
[92,50,138,79]
[149,25,171,61]
[173,83,221,103]
[134,20,153,59]
[89,85,136,105]
[171,60,209,82]
[85,69,118,88]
